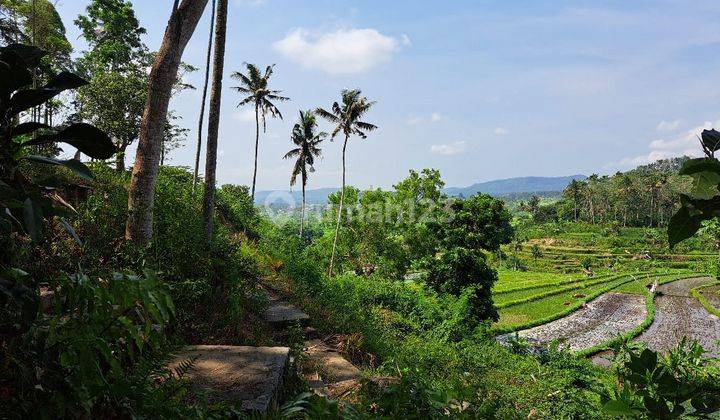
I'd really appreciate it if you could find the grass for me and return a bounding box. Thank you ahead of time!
[690,281,720,317]
[495,272,649,309]
[494,272,616,295]
[494,269,576,290]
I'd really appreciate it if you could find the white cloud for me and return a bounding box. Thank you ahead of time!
[494,127,509,136]
[406,116,422,126]
[657,119,682,131]
[430,141,466,156]
[618,118,720,167]
[273,28,406,74]
[233,108,256,123]
[406,112,443,125]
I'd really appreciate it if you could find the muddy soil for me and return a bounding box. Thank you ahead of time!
[635,295,720,357]
[500,293,646,352]
[656,277,713,296]
[702,285,720,308]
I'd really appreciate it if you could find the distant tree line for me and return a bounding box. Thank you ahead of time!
[519,158,688,227]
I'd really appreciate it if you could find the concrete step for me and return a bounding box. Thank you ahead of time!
[304,339,361,384]
[168,345,289,413]
[263,293,310,326]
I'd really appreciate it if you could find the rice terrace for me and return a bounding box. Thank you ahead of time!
[4,0,720,418]
[493,223,720,360]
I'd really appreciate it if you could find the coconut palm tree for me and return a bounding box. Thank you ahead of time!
[315,89,376,276]
[201,0,228,241]
[283,110,325,237]
[192,0,216,194]
[231,63,289,200]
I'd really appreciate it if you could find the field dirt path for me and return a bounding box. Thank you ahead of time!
[635,277,720,357]
[499,292,647,352]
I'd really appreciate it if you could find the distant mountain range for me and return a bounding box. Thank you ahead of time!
[255,175,587,206]
[442,175,587,198]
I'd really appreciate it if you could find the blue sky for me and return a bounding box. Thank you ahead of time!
[55,0,720,190]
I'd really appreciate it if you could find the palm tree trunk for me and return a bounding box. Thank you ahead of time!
[115,151,125,172]
[192,0,216,195]
[126,0,209,245]
[328,134,348,277]
[300,181,305,238]
[201,0,228,242]
[251,101,260,200]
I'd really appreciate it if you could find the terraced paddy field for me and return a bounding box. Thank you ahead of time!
[497,293,646,352]
[494,223,720,358]
[635,277,720,358]
[492,271,692,331]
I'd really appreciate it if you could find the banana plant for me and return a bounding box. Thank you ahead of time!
[667,129,720,247]
[0,43,116,242]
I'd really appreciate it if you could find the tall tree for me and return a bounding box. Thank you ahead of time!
[316,89,377,276]
[126,0,209,245]
[75,0,148,170]
[192,0,215,194]
[231,63,289,199]
[75,0,146,69]
[283,110,325,237]
[201,0,227,241]
[563,179,584,222]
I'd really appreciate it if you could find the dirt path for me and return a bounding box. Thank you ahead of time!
[630,277,720,358]
[499,293,647,352]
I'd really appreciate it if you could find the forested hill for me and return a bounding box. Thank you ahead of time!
[255,175,587,205]
[443,175,587,197]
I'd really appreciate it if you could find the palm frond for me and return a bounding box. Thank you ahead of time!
[236,96,255,107]
[264,64,275,79]
[355,121,377,132]
[230,71,253,88]
[231,86,253,94]
[283,148,301,159]
[315,107,340,124]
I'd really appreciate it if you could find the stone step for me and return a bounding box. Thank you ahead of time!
[263,293,310,325]
[168,345,289,413]
[304,339,361,384]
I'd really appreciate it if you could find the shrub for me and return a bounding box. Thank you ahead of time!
[426,247,499,323]
[0,270,191,417]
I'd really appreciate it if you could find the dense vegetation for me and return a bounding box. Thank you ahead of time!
[2,1,720,419]
[520,158,687,228]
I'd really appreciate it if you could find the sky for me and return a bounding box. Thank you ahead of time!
[54,0,720,191]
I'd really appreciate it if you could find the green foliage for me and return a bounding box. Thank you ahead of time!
[603,342,720,418]
[64,166,264,341]
[434,193,514,252]
[426,247,499,322]
[0,269,192,417]
[503,253,527,271]
[216,183,260,237]
[0,43,115,244]
[74,0,146,68]
[270,242,609,417]
[1,0,72,68]
[553,159,685,228]
[665,130,720,247]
